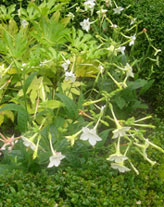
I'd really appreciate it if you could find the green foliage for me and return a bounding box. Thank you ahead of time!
[0,154,164,207]
[0,116,164,206]
[112,0,164,115]
[0,0,163,176]
[0,104,28,132]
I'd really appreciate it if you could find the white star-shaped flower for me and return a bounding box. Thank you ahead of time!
[21,19,29,28]
[22,136,37,151]
[111,23,118,28]
[129,34,136,46]
[65,71,76,82]
[97,9,108,17]
[84,0,95,10]
[48,151,65,168]
[111,162,131,173]
[62,59,70,71]
[112,127,131,139]
[67,12,75,20]
[80,127,102,146]
[124,63,134,78]
[80,18,91,32]
[98,65,104,74]
[107,153,128,162]
[130,18,137,25]
[113,7,124,14]
[117,46,126,55]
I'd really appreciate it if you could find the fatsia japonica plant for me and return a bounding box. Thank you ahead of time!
[0,0,163,174]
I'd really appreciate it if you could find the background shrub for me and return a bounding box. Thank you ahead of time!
[0,157,164,207]
[115,0,164,115]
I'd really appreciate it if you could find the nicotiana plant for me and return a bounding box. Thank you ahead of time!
[0,0,163,174]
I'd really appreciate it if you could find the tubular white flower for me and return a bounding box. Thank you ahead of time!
[98,65,104,74]
[65,71,76,82]
[22,136,37,151]
[111,162,131,173]
[113,7,124,14]
[129,34,136,46]
[111,24,118,28]
[84,0,95,11]
[117,46,126,55]
[124,63,134,78]
[80,18,91,32]
[48,152,65,168]
[107,154,128,162]
[97,9,108,17]
[130,18,137,25]
[112,127,131,139]
[21,19,29,28]
[80,127,102,146]
[62,60,70,71]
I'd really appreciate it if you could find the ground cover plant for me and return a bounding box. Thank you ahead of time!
[0,0,163,177]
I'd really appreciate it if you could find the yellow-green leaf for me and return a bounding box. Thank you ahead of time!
[71,88,80,95]
[4,110,14,122]
[61,17,70,26]
[40,100,63,109]
[0,114,4,125]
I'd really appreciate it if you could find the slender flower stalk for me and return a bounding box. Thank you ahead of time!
[107,72,122,89]
[133,123,155,128]
[134,140,156,166]
[134,115,152,123]
[66,130,82,146]
[33,135,41,159]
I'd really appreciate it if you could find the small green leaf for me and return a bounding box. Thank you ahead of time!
[114,96,126,109]
[40,100,62,109]
[128,79,147,90]
[139,79,154,95]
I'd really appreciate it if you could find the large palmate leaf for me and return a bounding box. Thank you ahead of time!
[0,4,16,21]
[32,17,69,47]
[3,30,27,59]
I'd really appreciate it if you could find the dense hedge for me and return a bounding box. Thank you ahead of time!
[0,157,164,207]
[119,0,164,114]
